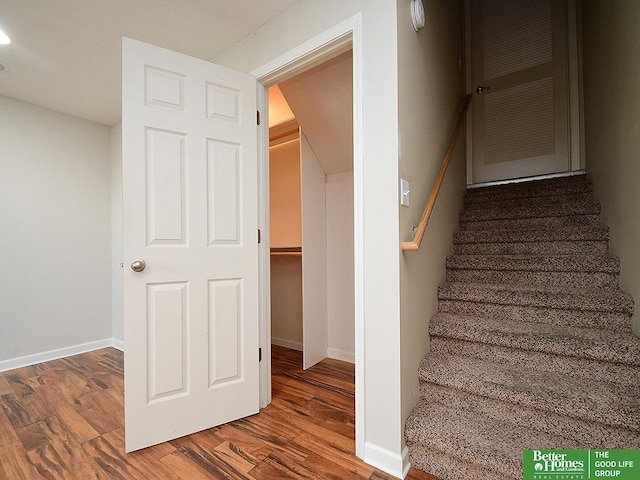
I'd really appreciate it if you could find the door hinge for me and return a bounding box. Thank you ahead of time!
[259,347,262,363]
[257,110,260,125]
[258,228,261,244]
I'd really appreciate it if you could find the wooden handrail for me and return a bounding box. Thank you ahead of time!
[401,94,472,251]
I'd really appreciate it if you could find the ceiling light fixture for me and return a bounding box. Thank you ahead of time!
[0,28,11,45]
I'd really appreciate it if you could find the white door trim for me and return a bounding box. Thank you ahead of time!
[255,83,272,410]
[464,0,473,185]
[251,13,365,459]
[567,0,583,171]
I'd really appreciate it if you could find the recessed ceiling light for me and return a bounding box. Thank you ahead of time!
[0,28,10,45]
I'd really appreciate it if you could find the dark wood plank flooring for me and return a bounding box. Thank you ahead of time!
[0,346,439,480]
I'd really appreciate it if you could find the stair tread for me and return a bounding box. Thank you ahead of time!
[418,353,640,431]
[430,312,640,366]
[431,336,639,387]
[438,281,634,314]
[446,254,620,273]
[406,399,584,478]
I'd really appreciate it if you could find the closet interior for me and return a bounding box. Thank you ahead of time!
[267,50,355,369]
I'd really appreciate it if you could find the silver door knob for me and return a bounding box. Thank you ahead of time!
[476,85,490,94]
[131,258,146,272]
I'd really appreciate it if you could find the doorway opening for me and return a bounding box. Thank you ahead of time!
[268,50,356,444]
[267,51,354,373]
[252,19,364,457]
[265,49,356,437]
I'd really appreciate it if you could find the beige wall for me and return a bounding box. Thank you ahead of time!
[270,139,302,248]
[270,255,304,349]
[0,96,112,364]
[111,122,124,346]
[326,172,355,363]
[582,0,640,335]
[397,0,466,428]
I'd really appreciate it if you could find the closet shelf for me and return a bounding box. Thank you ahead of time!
[270,246,302,255]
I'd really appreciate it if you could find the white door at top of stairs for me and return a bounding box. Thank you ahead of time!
[466,0,572,184]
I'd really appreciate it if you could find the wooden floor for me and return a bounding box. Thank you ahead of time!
[0,346,439,480]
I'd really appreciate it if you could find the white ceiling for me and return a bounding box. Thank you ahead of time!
[0,0,299,126]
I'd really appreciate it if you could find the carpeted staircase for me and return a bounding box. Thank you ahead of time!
[405,174,640,480]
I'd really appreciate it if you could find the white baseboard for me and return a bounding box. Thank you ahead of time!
[271,342,354,363]
[402,445,411,478]
[327,347,355,364]
[364,442,409,479]
[271,337,303,351]
[0,338,124,372]
[111,338,124,352]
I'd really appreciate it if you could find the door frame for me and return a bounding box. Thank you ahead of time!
[463,0,583,185]
[251,14,364,458]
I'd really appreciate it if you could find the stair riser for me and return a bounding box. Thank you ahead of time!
[454,226,609,243]
[453,241,609,256]
[418,383,640,449]
[460,202,599,223]
[407,443,517,480]
[465,182,592,205]
[460,214,602,231]
[463,192,596,212]
[465,175,590,202]
[406,403,524,478]
[430,337,640,386]
[446,269,619,289]
[438,300,633,333]
[447,254,620,272]
[438,284,634,315]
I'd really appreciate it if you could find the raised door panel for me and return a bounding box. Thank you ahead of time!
[146,282,189,403]
[207,140,241,245]
[145,128,187,245]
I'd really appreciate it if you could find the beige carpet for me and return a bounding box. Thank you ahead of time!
[405,175,640,480]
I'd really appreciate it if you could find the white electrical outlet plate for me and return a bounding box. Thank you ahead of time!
[400,178,410,207]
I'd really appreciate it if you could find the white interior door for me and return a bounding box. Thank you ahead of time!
[122,37,259,452]
[300,131,328,370]
[468,0,570,184]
